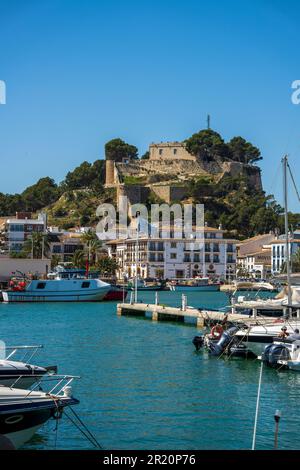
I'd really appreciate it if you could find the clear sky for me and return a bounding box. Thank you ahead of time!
[0,0,300,211]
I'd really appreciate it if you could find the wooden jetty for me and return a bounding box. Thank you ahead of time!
[116,302,259,328]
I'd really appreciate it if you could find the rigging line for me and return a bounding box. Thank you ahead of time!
[63,410,102,449]
[265,160,282,197]
[287,162,300,205]
[69,406,103,449]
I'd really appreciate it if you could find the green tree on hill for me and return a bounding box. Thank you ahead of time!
[185,129,230,161]
[61,160,105,191]
[227,136,262,164]
[105,138,138,161]
[22,177,60,211]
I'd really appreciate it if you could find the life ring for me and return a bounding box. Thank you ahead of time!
[211,324,223,339]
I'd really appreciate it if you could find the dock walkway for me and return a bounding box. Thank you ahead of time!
[116,302,261,328]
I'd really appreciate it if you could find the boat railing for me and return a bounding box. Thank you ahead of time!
[14,374,81,397]
[3,344,43,363]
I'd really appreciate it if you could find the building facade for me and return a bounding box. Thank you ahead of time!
[270,231,300,274]
[5,212,47,253]
[149,142,196,161]
[107,227,237,280]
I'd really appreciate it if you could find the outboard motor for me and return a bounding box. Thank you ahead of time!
[192,336,204,351]
[262,343,290,368]
[208,326,239,356]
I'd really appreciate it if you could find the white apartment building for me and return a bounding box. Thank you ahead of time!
[237,249,271,278]
[5,212,47,253]
[107,226,237,280]
[271,230,300,274]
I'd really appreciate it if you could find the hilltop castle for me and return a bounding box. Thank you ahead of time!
[105,140,262,200]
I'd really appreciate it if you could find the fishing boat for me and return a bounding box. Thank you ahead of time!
[168,277,220,292]
[0,376,79,449]
[1,267,111,302]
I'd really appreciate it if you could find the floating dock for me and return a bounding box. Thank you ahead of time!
[116,302,260,328]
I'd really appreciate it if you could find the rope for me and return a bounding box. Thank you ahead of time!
[287,162,300,204]
[64,407,103,449]
[69,406,103,449]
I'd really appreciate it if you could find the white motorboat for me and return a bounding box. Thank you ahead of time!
[1,267,111,302]
[0,345,56,389]
[233,280,277,291]
[0,375,79,449]
[168,277,220,292]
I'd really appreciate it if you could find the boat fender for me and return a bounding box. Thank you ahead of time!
[211,324,223,340]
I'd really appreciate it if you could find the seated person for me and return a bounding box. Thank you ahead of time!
[278,326,289,339]
[288,328,300,341]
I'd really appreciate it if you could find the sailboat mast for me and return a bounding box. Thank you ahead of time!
[283,155,292,314]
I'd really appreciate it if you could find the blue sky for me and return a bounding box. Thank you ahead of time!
[0,0,300,211]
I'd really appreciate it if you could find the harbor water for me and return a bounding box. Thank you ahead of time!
[1,290,299,450]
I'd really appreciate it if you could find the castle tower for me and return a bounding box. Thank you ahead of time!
[105,159,115,187]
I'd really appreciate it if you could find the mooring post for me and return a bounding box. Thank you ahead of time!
[155,291,159,305]
[152,310,158,321]
[117,305,122,316]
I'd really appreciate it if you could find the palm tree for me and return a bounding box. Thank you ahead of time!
[80,229,99,263]
[51,254,62,269]
[23,232,50,259]
[291,248,300,273]
[89,239,103,264]
[72,249,86,268]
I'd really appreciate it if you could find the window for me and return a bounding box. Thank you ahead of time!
[205,254,210,263]
[184,254,191,262]
[205,243,210,252]
[159,149,163,155]
[176,270,184,278]
[37,282,46,289]
[173,148,177,155]
[81,282,90,288]
[170,242,177,248]
[194,254,200,262]
[170,253,177,259]
[157,253,164,262]
[213,255,220,263]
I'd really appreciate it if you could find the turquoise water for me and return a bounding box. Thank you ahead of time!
[1,290,299,450]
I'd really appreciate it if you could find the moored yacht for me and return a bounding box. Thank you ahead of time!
[0,376,79,449]
[0,345,56,389]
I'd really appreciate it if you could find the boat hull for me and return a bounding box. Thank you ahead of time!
[172,285,220,292]
[0,395,78,449]
[2,288,110,302]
